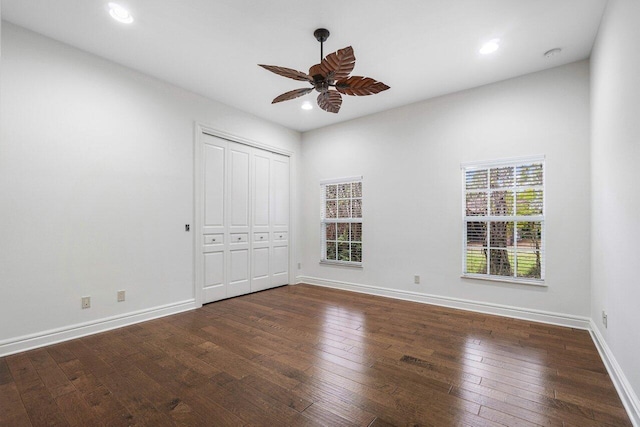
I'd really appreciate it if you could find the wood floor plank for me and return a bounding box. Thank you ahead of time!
[239,373,313,412]
[479,405,540,427]
[451,383,565,426]
[5,354,45,395]
[131,352,244,425]
[0,382,33,427]
[20,386,70,427]
[293,378,378,426]
[215,376,322,426]
[456,380,600,426]
[0,284,632,426]
[98,368,175,426]
[54,390,100,427]
[5,354,70,426]
[0,357,14,385]
[28,349,76,399]
[301,401,360,427]
[554,389,631,423]
[110,364,209,426]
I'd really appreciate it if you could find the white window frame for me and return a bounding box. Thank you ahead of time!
[461,156,546,286]
[320,176,363,267]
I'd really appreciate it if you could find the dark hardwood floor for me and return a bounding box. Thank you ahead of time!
[0,284,631,426]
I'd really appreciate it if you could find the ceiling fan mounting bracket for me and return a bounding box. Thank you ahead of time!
[313,28,330,43]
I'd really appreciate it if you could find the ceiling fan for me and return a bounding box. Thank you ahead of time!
[258,28,390,113]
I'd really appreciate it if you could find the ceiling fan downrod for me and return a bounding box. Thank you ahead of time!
[314,28,330,61]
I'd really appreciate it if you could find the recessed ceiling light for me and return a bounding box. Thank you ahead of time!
[479,39,500,55]
[544,48,562,58]
[108,3,134,24]
[301,101,313,110]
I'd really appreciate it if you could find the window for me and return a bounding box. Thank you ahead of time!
[321,177,363,266]
[462,157,545,284]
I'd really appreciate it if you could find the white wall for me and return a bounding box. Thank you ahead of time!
[0,23,301,352]
[299,61,591,320]
[590,0,640,417]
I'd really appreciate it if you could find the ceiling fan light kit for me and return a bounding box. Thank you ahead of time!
[258,28,390,113]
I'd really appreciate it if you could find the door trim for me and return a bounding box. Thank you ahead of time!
[194,122,294,307]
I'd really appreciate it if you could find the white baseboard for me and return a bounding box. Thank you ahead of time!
[589,321,640,427]
[296,276,591,329]
[0,299,198,357]
[296,275,639,426]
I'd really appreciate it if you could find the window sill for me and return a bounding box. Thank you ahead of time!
[461,274,546,287]
[320,260,363,269]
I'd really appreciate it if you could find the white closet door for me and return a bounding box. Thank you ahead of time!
[271,153,289,287]
[201,135,226,303]
[226,141,251,298]
[251,151,271,292]
[198,130,290,304]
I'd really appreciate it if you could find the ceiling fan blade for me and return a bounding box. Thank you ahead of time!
[317,46,355,82]
[317,91,342,113]
[309,63,325,79]
[272,87,314,103]
[258,64,312,82]
[335,76,390,96]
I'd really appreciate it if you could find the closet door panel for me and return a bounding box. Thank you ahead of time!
[203,252,225,302]
[228,145,250,228]
[271,245,289,286]
[253,153,270,229]
[251,247,270,292]
[228,248,250,297]
[204,144,225,228]
[272,155,290,227]
[270,153,289,287]
[251,150,271,291]
[201,135,226,303]
[226,141,251,297]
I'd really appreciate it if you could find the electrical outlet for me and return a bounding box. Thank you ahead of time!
[117,290,125,302]
[81,296,91,309]
[602,310,608,328]
[414,275,420,284]
[297,262,301,270]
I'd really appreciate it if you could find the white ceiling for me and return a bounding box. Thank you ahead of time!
[2,0,607,132]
